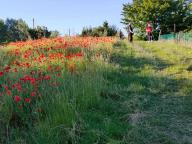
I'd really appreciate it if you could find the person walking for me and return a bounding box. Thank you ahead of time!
[119,29,124,40]
[127,23,134,43]
[146,22,153,41]
[156,23,161,40]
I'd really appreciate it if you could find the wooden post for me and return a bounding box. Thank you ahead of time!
[174,23,176,34]
[174,23,176,42]
[158,29,161,41]
[33,18,35,29]
[69,29,71,36]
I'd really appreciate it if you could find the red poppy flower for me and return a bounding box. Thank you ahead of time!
[44,75,51,80]
[47,66,52,71]
[57,73,62,77]
[6,90,11,96]
[31,92,36,97]
[4,66,11,72]
[25,98,31,103]
[14,68,18,72]
[14,96,21,103]
[30,78,36,85]
[30,71,36,75]
[12,83,22,92]
[0,93,2,97]
[54,67,60,71]
[4,86,9,91]
[76,53,83,57]
[0,71,3,77]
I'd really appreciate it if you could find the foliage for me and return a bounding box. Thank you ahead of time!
[0,18,58,44]
[28,26,51,40]
[50,30,60,38]
[5,19,31,42]
[0,19,8,43]
[122,0,192,39]
[0,37,117,143]
[81,21,118,37]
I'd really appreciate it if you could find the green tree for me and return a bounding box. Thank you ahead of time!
[0,19,8,44]
[103,21,109,30]
[28,26,51,40]
[28,28,37,40]
[107,25,118,36]
[0,18,58,43]
[122,0,192,39]
[81,21,118,37]
[5,18,30,42]
[50,30,60,38]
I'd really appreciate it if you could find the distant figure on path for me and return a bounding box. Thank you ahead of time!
[119,29,124,40]
[156,23,161,40]
[127,23,134,43]
[146,22,153,41]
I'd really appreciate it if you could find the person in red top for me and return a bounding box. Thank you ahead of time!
[146,22,153,41]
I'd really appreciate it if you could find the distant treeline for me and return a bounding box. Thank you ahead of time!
[0,18,60,44]
[81,21,123,37]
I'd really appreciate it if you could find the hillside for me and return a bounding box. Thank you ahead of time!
[0,38,192,143]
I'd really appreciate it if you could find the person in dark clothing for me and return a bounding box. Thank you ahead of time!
[127,23,134,43]
[119,29,124,39]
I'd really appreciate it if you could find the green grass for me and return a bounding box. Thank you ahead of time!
[105,41,192,144]
[1,40,192,143]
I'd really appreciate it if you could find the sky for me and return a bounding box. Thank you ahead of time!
[0,0,132,35]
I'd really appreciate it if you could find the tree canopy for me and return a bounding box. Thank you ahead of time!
[0,18,60,44]
[5,19,30,42]
[122,0,192,39]
[81,21,118,37]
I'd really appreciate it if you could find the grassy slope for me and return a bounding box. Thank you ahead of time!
[103,41,192,144]
[1,40,192,143]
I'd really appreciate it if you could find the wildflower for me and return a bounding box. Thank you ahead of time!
[40,54,45,58]
[12,83,22,92]
[4,86,9,91]
[26,63,31,68]
[68,63,76,74]
[44,75,51,80]
[76,52,83,57]
[57,73,62,77]
[25,98,31,103]
[30,78,36,85]
[47,66,52,71]
[0,71,3,77]
[0,93,2,97]
[14,96,21,103]
[31,92,36,97]
[24,54,28,59]
[66,55,72,59]
[4,66,11,72]
[6,90,11,96]
[54,67,60,71]
[14,68,18,72]
[30,71,36,75]
[20,75,31,81]
[19,105,23,109]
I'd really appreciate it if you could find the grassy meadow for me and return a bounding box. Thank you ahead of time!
[0,38,192,144]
